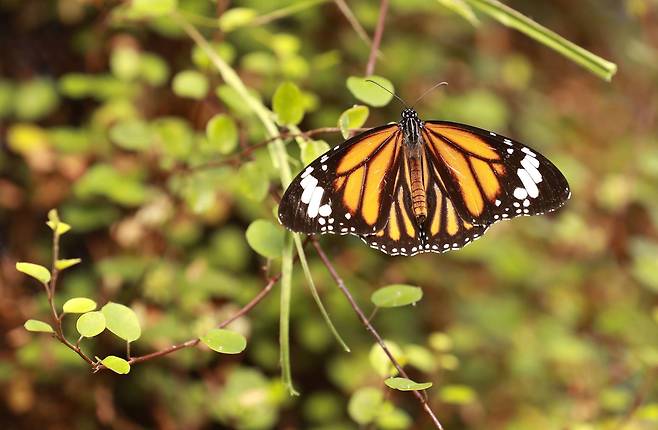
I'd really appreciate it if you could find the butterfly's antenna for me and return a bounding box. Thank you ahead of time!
[413,81,448,105]
[365,79,409,108]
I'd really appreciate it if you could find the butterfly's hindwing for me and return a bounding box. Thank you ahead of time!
[278,124,402,236]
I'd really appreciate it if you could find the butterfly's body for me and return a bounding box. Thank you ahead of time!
[278,107,570,256]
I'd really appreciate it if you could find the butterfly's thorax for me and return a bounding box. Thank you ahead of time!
[400,109,427,223]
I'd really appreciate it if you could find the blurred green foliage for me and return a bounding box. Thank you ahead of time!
[1,0,657,429]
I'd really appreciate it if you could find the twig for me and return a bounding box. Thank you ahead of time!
[311,238,445,430]
[334,0,372,47]
[365,0,389,76]
[45,229,96,366]
[182,127,368,174]
[96,273,282,370]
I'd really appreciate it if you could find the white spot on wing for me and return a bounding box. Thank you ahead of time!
[517,168,539,198]
[319,204,332,217]
[521,156,542,183]
[307,187,324,218]
[513,187,528,200]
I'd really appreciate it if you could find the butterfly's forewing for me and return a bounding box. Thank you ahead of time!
[422,121,570,226]
[278,124,403,235]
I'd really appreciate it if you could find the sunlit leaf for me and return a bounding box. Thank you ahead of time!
[206,114,238,154]
[371,284,423,308]
[16,262,51,284]
[219,8,256,32]
[14,78,59,120]
[76,311,106,337]
[110,47,141,81]
[109,119,152,151]
[55,258,82,271]
[369,341,406,377]
[346,75,394,107]
[439,384,477,404]
[238,162,269,202]
[24,319,54,333]
[101,355,130,374]
[63,297,97,314]
[246,220,285,259]
[101,302,141,342]
[172,70,209,100]
[348,387,383,425]
[139,53,169,86]
[200,328,247,354]
[301,140,330,166]
[131,0,177,18]
[339,105,369,139]
[47,209,72,235]
[385,377,433,391]
[273,81,305,125]
[437,0,479,25]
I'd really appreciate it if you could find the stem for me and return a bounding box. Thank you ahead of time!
[250,0,330,27]
[280,234,298,395]
[334,0,372,47]
[311,239,444,430]
[365,0,389,76]
[463,0,617,81]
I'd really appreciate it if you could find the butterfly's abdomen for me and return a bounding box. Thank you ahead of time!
[409,155,427,223]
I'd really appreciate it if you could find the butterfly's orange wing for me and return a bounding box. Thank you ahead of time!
[278,124,403,236]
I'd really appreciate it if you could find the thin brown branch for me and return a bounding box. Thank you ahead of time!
[334,0,372,47]
[182,127,368,174]
[311,238,445,430]
[365,0,389,76]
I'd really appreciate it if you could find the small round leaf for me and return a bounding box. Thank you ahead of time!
[348,387,383,425]
[371,284,423,308]
[24,319,54,333]
[200,328,247,354]
[301,140,330,166]
[238,162,269,202]
[273,82,304,125]
[385,377,433,391]
[338,105,369,139]
[47,209,71,235]
[206,114,238,154]
[172,70,209,100]
[131,0,177,18]
[346,75,394,107]
[76,311,106,337]
[63,297,97,314]
[16,262,51,284]
[439,384,477,405]
[369,341,406,377]
[102,356,131,374]
[101,302,141,342]
[245,220,285,259]
[55,258,82,271]
[218,8,257,32]
[109,119,152,151]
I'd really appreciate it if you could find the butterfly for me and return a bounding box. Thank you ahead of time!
[278,107,570,256]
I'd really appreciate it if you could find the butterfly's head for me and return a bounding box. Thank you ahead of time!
[401,108,419,121]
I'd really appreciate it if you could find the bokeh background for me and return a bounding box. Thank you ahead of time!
[2,0,658,429]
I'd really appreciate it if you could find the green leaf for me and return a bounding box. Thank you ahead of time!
[110,47,141,81]
[63,297,97,314]
[76,311,106,337]
[200,328,247,354]
[238,162,269,202]
[109,119,152,151]
[101,355,131,374]
[172,70,209,100]
[206,114,238,154]
[375,403,412,429]
[47,209,72,235]
[301,140,330,166]
[16,262,51,284]
[369,341,406,377]
[24,319,54,333]
[385,377,433,391]
[439,384,477,405]
[55,258,82,271]
[371,284,423,308]
[245,220,285,259]
[273,82,305,125]
[130,0,177,18]
[346,76,394,107]
[348,387,383,425]
[101,302,141,342]
[218,8,257,32]
[139,53,170,86]
[463,0,617,81]
[338,105,369,139]
[437,0,479,26]
[14,78,59,120]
